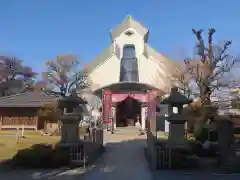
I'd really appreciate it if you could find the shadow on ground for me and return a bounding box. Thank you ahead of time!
[1,137,240,180]
[0,138,148,180]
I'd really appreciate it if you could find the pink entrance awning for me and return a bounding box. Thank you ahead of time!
[111,93,148,103]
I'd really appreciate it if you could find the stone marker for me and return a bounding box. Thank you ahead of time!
[217,116,236,173]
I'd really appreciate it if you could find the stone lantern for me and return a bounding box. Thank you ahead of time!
[58,92,87,144]
[161,87,192,147]
[161,87,192,114]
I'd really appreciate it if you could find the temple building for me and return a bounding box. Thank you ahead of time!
[82,15,181,130]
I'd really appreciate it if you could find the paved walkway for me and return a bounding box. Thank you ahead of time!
[83,127,152,180]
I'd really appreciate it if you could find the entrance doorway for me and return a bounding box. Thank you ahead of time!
[116,97,141,127]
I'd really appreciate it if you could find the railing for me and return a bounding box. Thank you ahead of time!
[2,117,37,125]
[69,144,87,168]
[156,146,171,169]
[0,116,38,130]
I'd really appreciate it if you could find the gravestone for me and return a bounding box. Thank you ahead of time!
[217,116,236,173]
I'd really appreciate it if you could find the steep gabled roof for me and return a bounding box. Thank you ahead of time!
[82,44,114,74]
[82,16,182,76]
[110,15,149,42]
[0,91,59,107]
[143,44,183,74]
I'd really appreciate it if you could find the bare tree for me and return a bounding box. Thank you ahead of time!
[190,29,238,116]
[40,55,90,97]
[178,29,239,138]
[0,55,37,96]
[152,59,198,99]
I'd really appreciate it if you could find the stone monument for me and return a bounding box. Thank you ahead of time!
[217,115,236,173]
[161,87,192,148]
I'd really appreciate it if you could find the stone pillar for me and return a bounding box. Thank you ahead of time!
[217,117,236,172]
[169,123,186,145]
[60,113,81,144]
[141,106,147,130]
[96,128,103,146]
[169,105,186,146]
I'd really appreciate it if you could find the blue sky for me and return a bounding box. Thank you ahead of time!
[0,0,239,77]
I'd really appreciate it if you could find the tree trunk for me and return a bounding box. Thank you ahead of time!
[194,83,212,140]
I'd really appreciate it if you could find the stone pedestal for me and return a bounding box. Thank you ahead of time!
[60,113,81,144]
[95,128,104,146]
[169,123,186,146]
[217,118,236,172]
[167,113,189,149]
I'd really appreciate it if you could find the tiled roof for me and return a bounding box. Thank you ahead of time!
[0,91,59,107]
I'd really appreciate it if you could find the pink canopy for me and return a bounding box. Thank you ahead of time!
[111,93,148,103]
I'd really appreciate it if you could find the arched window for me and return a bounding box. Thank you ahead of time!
[119,45,139,82]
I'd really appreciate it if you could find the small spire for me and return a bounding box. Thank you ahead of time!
[126,15,132,20]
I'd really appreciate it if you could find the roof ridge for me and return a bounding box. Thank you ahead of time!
[0,92,30,100]
[0,91,54,100]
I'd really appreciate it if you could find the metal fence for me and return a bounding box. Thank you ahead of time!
[156,146,171,169]
[69,144,87,168]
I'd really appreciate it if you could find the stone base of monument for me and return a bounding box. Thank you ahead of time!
[217,117,237,174]
[168,122,192,156]
[58,112,105,167]
[63,127,104,165]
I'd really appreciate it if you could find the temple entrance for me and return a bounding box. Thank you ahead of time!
[116,97,141,127]
[102,87,160,130]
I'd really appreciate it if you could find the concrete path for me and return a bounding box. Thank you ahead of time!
[83,127,152,180]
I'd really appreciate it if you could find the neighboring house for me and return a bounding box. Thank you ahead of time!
[0,91,59,131]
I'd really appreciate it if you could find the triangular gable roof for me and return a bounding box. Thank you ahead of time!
[0,91,60,107]
[82,16,182,76]
[83,44,114,74]
[143,44,183,75]
[110,15,149,42]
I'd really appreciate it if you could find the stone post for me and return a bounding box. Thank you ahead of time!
[168,116,186,146]
[217,116,236,172]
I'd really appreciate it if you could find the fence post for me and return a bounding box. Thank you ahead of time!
[0,116,2,130]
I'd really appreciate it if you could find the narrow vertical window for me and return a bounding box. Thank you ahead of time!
[119,45,139,82]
